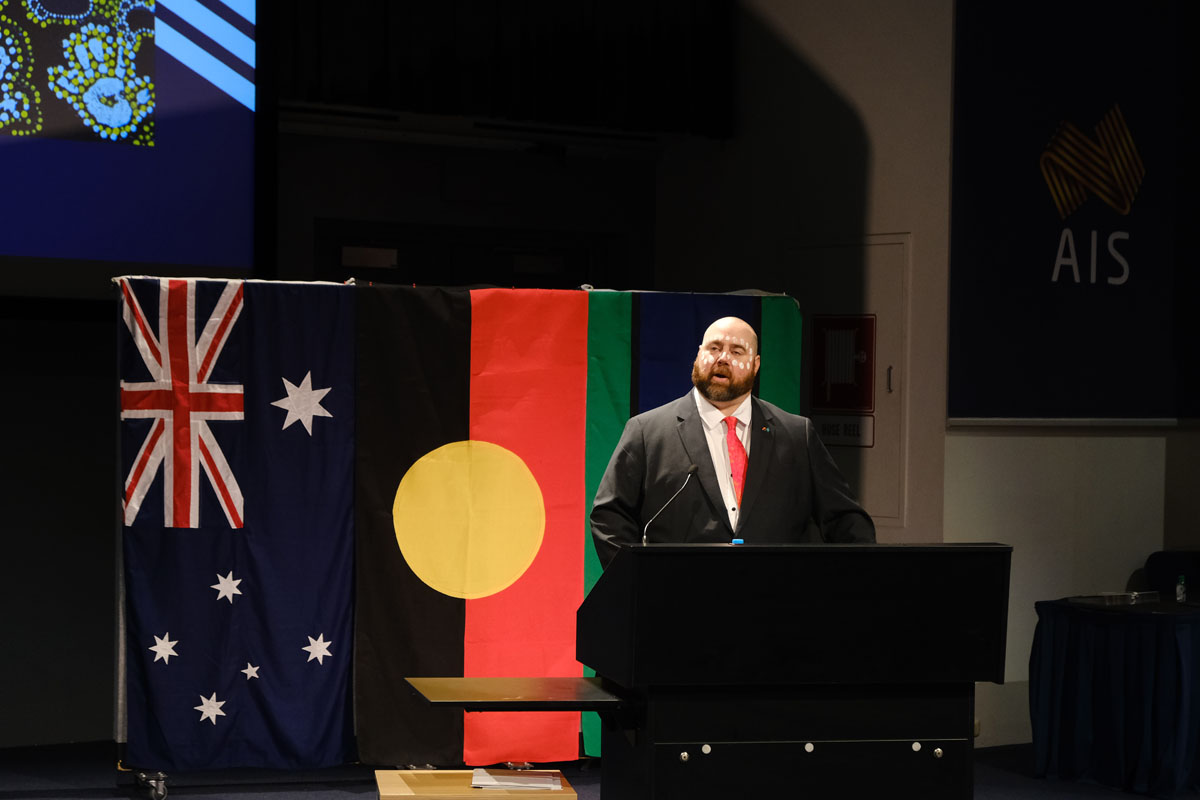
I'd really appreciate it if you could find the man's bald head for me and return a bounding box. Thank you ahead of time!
[692,316,761,410]
[699,317,759,355]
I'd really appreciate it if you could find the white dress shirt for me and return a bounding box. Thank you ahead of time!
[693,387,752,531]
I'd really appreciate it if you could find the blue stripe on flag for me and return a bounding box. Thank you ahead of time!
[636,294,757,413]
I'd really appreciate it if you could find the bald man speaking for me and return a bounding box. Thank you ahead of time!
[590,316,875,568]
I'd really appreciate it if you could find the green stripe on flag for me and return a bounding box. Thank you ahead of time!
[582,291,632,756]
[758,296,803,414]
[577,292,798,757]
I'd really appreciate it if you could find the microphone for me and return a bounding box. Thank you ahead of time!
[642,464,699,546]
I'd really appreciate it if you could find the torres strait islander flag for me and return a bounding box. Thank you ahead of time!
[354,287,803,766]
[118,277,356,770]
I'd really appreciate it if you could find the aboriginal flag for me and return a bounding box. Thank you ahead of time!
[354,286,588,766]
[354,287,803,766]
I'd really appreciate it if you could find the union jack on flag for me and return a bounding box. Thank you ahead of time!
[119,277,246,528]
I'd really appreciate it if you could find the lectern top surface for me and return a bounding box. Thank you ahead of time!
[634,542,1011,553]
[407,676,624,710]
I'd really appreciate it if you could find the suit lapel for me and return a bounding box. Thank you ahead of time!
[738,398,775,532]
[673,394,733,534]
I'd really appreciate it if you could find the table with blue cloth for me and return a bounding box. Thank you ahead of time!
[1030,598,1200,797]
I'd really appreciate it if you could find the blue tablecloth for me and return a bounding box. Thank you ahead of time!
[1030,598,1200,797]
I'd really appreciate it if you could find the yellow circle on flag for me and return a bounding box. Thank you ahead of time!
[393,440,545,600]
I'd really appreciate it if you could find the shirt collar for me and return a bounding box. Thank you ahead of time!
[693,387,753,430]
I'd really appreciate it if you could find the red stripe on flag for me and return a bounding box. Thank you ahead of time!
[126,417,165,507]
[464,289,588,764]
[120,387,243,415]
[167,280,194,528]
[198,434,243,528]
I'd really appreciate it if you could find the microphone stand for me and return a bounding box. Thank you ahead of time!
[642,466,698,546]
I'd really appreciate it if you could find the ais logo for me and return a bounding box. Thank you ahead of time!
[1040,104,1143,285]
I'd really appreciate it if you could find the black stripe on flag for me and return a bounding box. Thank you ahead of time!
[353,286,471,766]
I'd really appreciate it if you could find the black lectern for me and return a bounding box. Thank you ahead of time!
[576,543,1011,800]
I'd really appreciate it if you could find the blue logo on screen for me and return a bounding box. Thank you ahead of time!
[156,0,254,111]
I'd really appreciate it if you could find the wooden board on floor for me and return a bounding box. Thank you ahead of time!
[376,769,576,799]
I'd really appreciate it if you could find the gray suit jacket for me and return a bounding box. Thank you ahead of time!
[590,393,875,568]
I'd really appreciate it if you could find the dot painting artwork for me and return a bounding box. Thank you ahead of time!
[1,0,154,144]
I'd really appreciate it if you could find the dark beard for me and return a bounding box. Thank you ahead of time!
[692,359,756,403]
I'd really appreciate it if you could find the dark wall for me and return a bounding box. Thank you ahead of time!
[276,0,734,137]
[0,298,117,747]
[275,130,658,290]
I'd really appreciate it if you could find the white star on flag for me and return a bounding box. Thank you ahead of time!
[148,633,179,664]
[241,662,260,680]
[270,371,332,434]
[194,693,227,725]
[211,571,243,603]
[303,633,333,664]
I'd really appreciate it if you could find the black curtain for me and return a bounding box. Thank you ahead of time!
[276,0,734,137]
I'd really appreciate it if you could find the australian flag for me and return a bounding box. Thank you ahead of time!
[118,277,355,770]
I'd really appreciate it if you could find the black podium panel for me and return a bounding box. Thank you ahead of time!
[645,684,972,742]
[649,739,970,800]
[577,543,1012,687]
[577,543,1011,800]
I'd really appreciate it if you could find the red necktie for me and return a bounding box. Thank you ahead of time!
[723,416,747,503]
